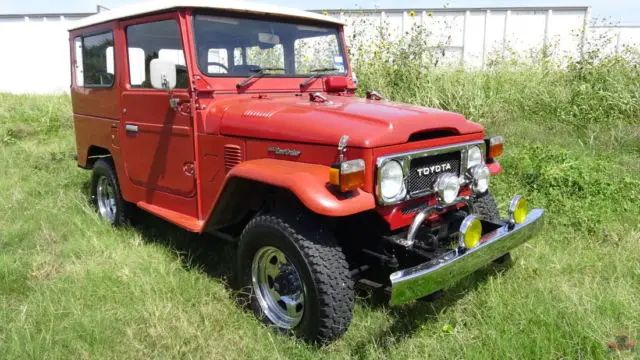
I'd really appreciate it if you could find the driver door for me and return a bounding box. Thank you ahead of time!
[120,15,196,198]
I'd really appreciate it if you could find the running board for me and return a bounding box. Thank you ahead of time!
[137,201,204,233]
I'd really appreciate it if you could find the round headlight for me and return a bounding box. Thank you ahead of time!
[380,160,404,200]
[434,173,460,204]
[468,164,490,193]
[467,146,483,168]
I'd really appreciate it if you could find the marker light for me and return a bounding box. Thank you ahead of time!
[329,159,365,192]
[487,136,504,159]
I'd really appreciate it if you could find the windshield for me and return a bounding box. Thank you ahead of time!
[193,14,347,77]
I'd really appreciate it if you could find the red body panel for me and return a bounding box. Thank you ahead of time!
[120,90,196,197]
[69,8,495,233]
[223,159,375,216]
[205,94,482,148]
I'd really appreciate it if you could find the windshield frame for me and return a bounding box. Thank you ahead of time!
[191,10,349,79]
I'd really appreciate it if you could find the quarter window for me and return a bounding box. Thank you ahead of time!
[126,20,188,88]
[74,31,115,87]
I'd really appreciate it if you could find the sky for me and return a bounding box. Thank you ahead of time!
[1,0,639,24]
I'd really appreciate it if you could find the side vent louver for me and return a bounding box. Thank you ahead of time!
[224,144,243,172]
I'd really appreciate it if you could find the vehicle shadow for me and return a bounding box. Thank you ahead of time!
[129,208,238,283]
[80,178,238,281]
[96,192,512,350]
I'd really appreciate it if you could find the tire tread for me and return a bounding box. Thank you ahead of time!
[240,212,354,343]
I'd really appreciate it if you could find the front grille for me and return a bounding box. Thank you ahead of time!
[407,151,461,196]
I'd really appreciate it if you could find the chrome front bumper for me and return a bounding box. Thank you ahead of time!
[389,208,544,305]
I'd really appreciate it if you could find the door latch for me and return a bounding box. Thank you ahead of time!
[169,97,180,111]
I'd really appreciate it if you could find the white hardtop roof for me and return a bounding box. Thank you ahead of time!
[68,0,342,31]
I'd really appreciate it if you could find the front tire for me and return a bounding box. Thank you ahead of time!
[472,192,511,264]
[90,158,130,226]
[472,192,500,222]
[237,212,354,344]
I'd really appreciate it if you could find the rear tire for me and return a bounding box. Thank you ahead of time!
[237,211,354,344]
[90,158,130,226]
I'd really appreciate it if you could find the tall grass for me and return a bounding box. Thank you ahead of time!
[1,25,639,359]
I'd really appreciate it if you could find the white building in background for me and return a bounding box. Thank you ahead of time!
[323,7,592,68]
[0,5,639,94]
[0,7,106,94]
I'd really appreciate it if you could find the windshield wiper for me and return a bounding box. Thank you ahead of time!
[299,68,339,88]
[236,68,285,89]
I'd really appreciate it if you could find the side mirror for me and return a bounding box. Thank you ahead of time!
[150,59,177,90]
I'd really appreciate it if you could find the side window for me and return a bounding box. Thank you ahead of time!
[74,31,115,87]
[126,20,187,88]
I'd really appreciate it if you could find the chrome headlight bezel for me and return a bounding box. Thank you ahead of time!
[467,164,491,194]
[378,160,406,202]
[434,173,461,204]
[375,140,486,206]
[467,145,483,168]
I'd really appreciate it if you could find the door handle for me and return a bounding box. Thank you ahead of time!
[125,124,139,133]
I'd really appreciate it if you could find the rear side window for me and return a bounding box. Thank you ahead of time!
[74,31,115,87]
[126,20,188,88]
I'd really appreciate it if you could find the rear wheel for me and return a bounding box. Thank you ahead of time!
[237,211,354,344]
[90,158,130,226]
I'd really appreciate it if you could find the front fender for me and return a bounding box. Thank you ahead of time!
[204,159,376,230]
[230,159,375,216]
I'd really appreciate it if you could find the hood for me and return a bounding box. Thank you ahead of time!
[209,94,483,148]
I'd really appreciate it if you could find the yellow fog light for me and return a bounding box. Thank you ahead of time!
[509,196,528,224]
[459,215,482,249]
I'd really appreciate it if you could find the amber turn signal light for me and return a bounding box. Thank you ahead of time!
[329,159,365,192]
[487,136,504,159]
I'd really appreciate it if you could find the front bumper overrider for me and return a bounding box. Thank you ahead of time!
[389,208,544,305]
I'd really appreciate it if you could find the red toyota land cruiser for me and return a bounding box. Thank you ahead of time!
[69,0,544,343]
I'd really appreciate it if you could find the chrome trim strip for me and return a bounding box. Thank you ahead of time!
[375,140,485,206]
[389,208,544,305]
[125,124,139,133]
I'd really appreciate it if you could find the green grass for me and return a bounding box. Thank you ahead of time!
[1,59,640,360]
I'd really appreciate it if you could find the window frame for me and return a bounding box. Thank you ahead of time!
[123,16,189,90]
[74,29,116,89]
[191,11,348,78]
[118,12,191,93]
